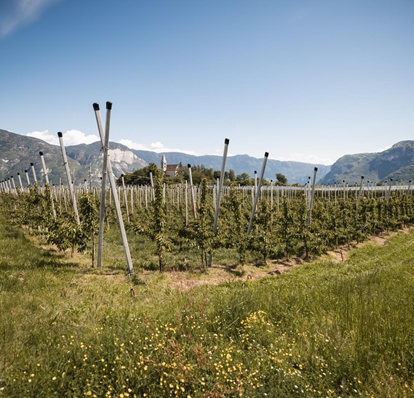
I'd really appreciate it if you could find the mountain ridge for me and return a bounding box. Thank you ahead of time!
[0,129,330,185]
[320,141,414,184]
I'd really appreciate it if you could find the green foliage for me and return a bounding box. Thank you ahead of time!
[220,183,249,264]
[78,193,100,266]
[2,213,414,396]
[48,211,87,256]
[22,183,55,232]
[118,163,159,186]
[193,179,214,270]
[275,172,288,186]
[151,168,169,271]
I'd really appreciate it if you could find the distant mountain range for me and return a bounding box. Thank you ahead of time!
[0,129,330,185]
[2,129,413,186]
[320,141,414,184]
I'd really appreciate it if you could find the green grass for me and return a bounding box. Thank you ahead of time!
[1,216,414,397]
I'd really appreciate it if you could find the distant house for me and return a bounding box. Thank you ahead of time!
[165,164,179,178]
[161,155,179,178]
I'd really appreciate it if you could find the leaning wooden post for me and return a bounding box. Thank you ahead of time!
[247,152,269,235]
[57,132,80,225]
[307,167,318,225]
[30,162,38,184]
[212,138,229,233]
[387,179,393,202]
[188,164,197,219]
[24,169,30,186]
[185,180,189,226]
[17,173,23,190]
[93,102,134,275]
[97,114,110,269]
[357,176,364,205]
[208,138,230,267]
[121,174,130,225]
[39,151,56,219]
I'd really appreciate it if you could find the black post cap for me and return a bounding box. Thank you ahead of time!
[264,152,269,157]
[314,167,318,171]
[224,138,229,144]
[106,101,112,110]
[30,163,34,166]
[93,103,100,111]
[57,132,63,137]
[187,164,191,168]
[39,151,43,156]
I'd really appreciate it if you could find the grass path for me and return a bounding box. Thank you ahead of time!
[1,219,414,397]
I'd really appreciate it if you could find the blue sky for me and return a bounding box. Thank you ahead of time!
[1,0,413,165]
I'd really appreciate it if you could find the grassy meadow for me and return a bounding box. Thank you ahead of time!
[1,214,414,397]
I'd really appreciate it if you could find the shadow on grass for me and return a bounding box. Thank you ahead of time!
[221,263,246,277]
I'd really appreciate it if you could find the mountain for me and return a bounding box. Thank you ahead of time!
[320,141,414,184]
[131,150,331,184]
[0,129,85,185]
[0,129,146,186]
[65,141,146,181]
[0,129,331,185]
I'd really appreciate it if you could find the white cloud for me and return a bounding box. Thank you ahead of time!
[27,129,58,144]
[0,0,62,38]
[27,129,99,146]
[118,139,198,155]
[59,130,100,146]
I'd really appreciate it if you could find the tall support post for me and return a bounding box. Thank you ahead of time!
[149,171,155,201]
[93,102,134,275]
[185,180,189,226]
[10,176,16,190]
[247,152,269,235]
[270,180,274,210]
[58,132,80,225]
[30,162,38,184]
[130,186,134,214]
[208,138,229,267]
[121,174,130,225]
[39,151,56,218]
[254,170,257,191]
[25,169,30,186]
[89,164,92,191]
[17,173,23,189]
[306,176,311,207]
[212,138,229,232]
[357,176,364,205]
[97,113,110,269]
[188,164,197,219]
[387,179,393,202]
[307,167,318,225]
